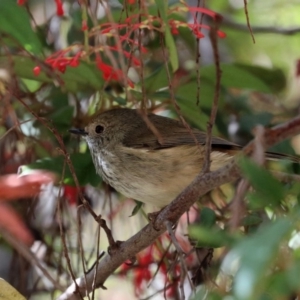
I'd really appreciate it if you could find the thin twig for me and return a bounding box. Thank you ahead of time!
[56,160,83,298]
[243,0,255,43]
[159,32,199,147]
[138,0,147,110]
[77,206,91,300]
[91,223,103,300]
[140,283,176,300]
[229,126,265,229]
[166,223,185,300]
[194,0,205,106]
[202,19,222,173]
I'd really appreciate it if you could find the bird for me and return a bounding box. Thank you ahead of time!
[69,108,292,207]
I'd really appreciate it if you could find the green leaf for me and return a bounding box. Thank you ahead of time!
[144,65,170,93]
[50,89,70,109]
[166,11,197,51]
[23,153,100,186]
[191,289,222,300]
[201,64,272,93]
[189,225,236,248]
[233,219,292,299]
[239,157,285,206]
[267,272,292,297]
[242,214,263,227]
[48,106,74,132]
[176,102,210,131]
[150,79,222,131]
[0,56,104,92]
[286,259,300,291]
[239,112,273,132]
[235,64,286,93]
[0,1,42,54]
[269,139,297,158]
[112,96,127,105]
[154,0,178,71]
[20,78,42,93]
[165,28,179,72]
[199,207,217,228]
[174,78,223,109]
[130,201,143,217]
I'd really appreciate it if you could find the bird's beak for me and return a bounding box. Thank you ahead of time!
[69,128,88,136]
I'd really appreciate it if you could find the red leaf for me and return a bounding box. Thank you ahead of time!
[0,204,34,246]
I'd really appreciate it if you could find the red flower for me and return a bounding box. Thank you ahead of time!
[187,6,222,21]
[63,185,85,206]
[96,56,134,88]
[81,20,88,31]
[17,0,27,5]
[99,22,148,54]
[117,233,187,297]
[32,50,81,76]
[105,46,141,67]
[168,19,226,39]
[55,0,64,16]
[69,58,79,67]
[170,21,180,35]
[168,4,226,39]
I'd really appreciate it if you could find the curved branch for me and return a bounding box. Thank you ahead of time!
[57,114,300,300]
[222,17,300,35]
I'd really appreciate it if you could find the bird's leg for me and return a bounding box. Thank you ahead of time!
[147,210,160,222]
[148,210,178,231]
[147,210,163,231]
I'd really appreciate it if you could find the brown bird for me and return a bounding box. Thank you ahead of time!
[70,108,291,207]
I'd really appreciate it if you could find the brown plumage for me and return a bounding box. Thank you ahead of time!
[70,108,296,207]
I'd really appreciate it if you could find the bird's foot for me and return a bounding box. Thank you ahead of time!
[148,210,163,231]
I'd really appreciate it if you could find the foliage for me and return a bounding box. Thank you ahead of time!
[1,0,300,299]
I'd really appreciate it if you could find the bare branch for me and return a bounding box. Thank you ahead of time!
[243,0,255,43]
[202,20,222,173]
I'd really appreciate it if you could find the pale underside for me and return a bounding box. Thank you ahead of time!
[92,145,233,207]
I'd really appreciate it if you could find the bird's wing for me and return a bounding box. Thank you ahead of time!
[122,113,241,150]
[120,110,299,162]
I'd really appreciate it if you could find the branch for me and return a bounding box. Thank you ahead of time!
[222,16,300,35]
[57,114,300,300]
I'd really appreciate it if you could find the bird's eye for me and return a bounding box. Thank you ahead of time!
[95,125,104,134]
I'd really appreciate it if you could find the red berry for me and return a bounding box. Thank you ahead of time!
[33,66,41,76]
